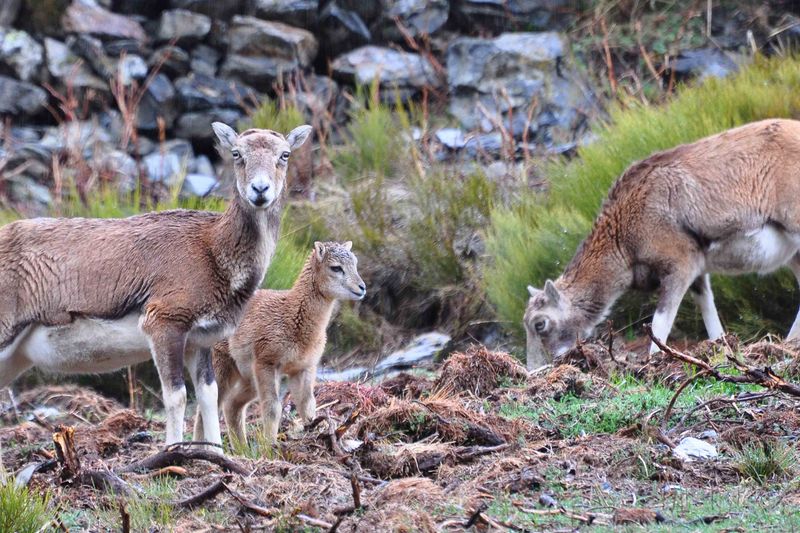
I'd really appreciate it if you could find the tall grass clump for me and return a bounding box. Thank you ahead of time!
[486,56,800,339]
[0,482,52,533]
[733,440,797,485]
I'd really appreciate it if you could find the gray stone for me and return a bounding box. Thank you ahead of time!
[451,0,570,33]
[149,46,190,78]
[673,437,717,462]
[0,0,21,27]
[220,54,297,88]
[143,139,194,187]
[7,175,52,208]
[71,34,116,80]
[157,9,211,45]
[39,120,114,158]
[332,45,436,91]
[62,0,147,42]
[44,38,106,90]
[377,0,448,42]
[174,74,256,111]
[194,154,214,176]
[0,75,47,117]
[336,0,381,25]
[671,48,742,80]
[117,54,147,85]
[182,173,218,197]
[0,30,43,82]
[253,0,318,30]
[93,149,139,191]
[136,73,177,131]
[175,108,243,139]
[190,44,219,77]
[103,39,145,57]
[169,0,245,20]
[319,2,370,58]
[435,128,466,150]
[292,74,338,118]
[228,15,318,66]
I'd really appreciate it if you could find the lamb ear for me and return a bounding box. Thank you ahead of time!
[342,241,352,251]
[527,285,539,297]
[314,241,325,261]
[212,122,238,150]
[544,279,560,304]
[287,125,312,150]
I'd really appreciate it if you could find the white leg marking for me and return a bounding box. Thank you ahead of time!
[196,381,223,451]
[787,259,800,341]
[163,385,187,445]
[691,274,724,341]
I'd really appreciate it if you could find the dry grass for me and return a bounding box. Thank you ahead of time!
[434,346,528,397]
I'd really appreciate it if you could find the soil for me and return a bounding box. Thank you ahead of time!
[2,337,800,531]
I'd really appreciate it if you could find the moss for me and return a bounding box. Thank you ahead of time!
[486,56,800,340]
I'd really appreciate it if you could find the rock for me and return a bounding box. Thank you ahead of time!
[174,108,243,139]
[182,173,217,197]
[0,75,47,117]
[193,154,214,176]
[103,39,145,57]
[332,45,436,93]
[336,0,381,25]
[71,34,116,80]
[92,149,139,191]
[117,54,147,85]
[220,54,297,88]
[62,0,147,42]
[451,0,570,33]
[149,46,190,78]
[374,332,451,373]
[292,74,338,118]
[673,437,718,461]
[190,44,219,77]
[44,37,106,90]
[376,0,448,42]
[169,0,245,20]
[39,120,115,158]
[174,74,256,111]
[671,48,742,80]
[435,128,466,150]
[253,0,318,30]
[7,175,52,209]
[446,32,593,144]
[111,0,165,17]
[136,73,177,131]
[0,29,42,82]
[143,139,194,187]
[157,9,211,45]
[228,15,318,66]
[0,0,21,27]
[319,2,370,58]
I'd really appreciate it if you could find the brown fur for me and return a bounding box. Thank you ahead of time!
[0,122,312,446]
[208,241,365,445]
[525,119,800,368]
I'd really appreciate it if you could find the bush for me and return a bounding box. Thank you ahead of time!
[485,56,800,339]
[0,482,51,533]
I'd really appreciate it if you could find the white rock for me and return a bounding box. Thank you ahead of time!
[673,436,717,461]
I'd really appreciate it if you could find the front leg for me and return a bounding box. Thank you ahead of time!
[144,322,189,445]
[288,367,317,424]
[186,346,222,450]
[254,362,282,444]
[650,269,697,354]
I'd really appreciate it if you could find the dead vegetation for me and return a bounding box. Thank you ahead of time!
[4,340,800,531]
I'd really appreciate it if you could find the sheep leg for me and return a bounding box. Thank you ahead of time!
[288,367,317,423]
[650,268,699,354]
[0,325,32,389]
[186,346,222,451]
[145,324,189,445]
[254,364,281,444]
[787,256,800,341]
[689,273,724,341]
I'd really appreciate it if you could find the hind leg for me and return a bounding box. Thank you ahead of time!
[690,274,724,341]
[0,326,33,389]
[787,256,800,341]
[186,346,222,450]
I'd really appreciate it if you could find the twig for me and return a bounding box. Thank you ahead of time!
[119,500,130,533]
[599,16,617,95]
[297,514,333,529]
[223,482,274,518]
[675,392,777,430]
[178,476,231,508]
[349,472,362,510]
[662,369,711,429]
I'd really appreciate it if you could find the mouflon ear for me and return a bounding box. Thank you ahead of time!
[286,125,313,151]
[314,241,326,261]
[342,241,353,251]
[212,122,238,150]
[544,279,560,304]
[527,285,539,297]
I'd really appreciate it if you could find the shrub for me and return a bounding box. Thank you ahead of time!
[0,482,51,533]
[485,56,800,339]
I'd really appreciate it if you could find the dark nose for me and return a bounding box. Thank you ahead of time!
[359,283,366,292]
[251,183,270,194]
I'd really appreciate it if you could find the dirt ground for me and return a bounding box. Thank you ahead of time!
[2,339,800,532]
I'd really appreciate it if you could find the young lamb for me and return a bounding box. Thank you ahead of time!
[207,241,366,445]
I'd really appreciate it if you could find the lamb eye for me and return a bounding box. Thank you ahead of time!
[534,320,547,333]
[280,151,290,161]
[330,266,343,274]
[231,149,241,159]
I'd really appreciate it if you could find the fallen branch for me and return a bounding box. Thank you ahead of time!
[223,482,274,518]
[177,476,231,508]
[662,369,711,429]
[118,446,248,476]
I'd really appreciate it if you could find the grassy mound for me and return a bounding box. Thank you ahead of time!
[485,55,800,341]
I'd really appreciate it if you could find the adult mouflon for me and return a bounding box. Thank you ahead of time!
[525,119,800,369]
[0,121,312,446]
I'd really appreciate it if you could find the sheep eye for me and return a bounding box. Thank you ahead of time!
[534,320,547,333]
[231,149,241,159]
[280,151,290,161]
[330,266,343,273]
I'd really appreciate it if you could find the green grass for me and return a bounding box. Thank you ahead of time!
[248,98,306,136]
[485,55,800,339]
[0,482,51,533]
[732,440,797,486]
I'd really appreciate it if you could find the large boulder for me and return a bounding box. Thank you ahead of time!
[156,9,211,45]
[174,108,243,139]
[332,45,437,96]
[169,0,245,20]
[150,46,191,78]
[190,44,219,76]
[0,0,21,27]
[174,74,256,111]
[375,0,448,42]
[446,32,593,144]
[253,0,318,30]
[318,2,370,59]
[44,37,107,90]
[451,0,570,33]
[136,73,178,131]
[0,75,47,117]
[62,0,147,42]
[0,29,43,82]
